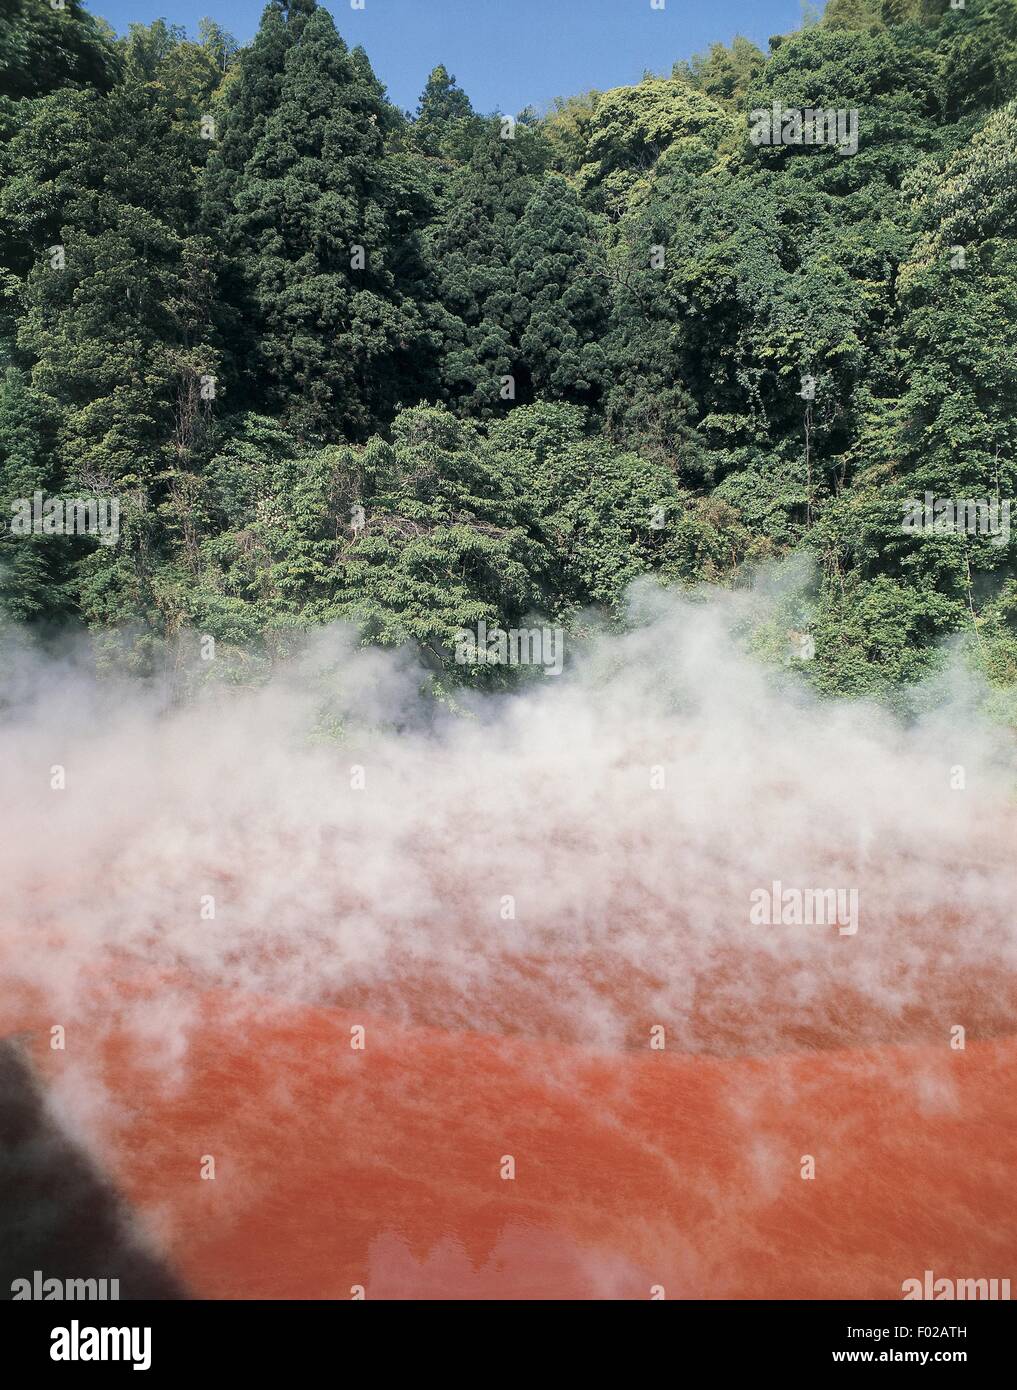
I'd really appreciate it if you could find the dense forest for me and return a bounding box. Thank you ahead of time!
[2,0,1017,709]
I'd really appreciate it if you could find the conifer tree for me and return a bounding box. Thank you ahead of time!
[509,174,610,405]
[428,122,545,413]
[413,64,475,158]
[204,0,434,439]
[2,80,221,629]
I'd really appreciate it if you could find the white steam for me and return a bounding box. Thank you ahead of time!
[2,578,1015,1068]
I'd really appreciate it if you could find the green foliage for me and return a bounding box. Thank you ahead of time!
[0,366,74,622]
[486,403,726,611]
[412,64,477,160]
[0,75,222,630]
[0,0,120,101]
[541,90,602,175]
[673,36,767,108]
[121,18,228,123]
[2,0,1017,717]
[185,405,544,676]
[204,0,438,440]
[508,175,610,404]
[574,76,733,219]
[427,122,546,413]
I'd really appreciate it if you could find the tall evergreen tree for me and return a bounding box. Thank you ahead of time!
[413,64,476,158]
[428,122,545,414]
[204,0,435,440]
[509,174,610,405]
[1,79,222,630]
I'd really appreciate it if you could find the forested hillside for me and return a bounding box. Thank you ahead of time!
[2,0,1016,707]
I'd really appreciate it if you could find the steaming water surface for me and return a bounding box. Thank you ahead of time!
[3,589,1015,1297]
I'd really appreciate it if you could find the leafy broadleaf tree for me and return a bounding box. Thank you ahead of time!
[0,0,120,101]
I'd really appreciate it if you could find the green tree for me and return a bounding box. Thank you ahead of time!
[427,122,546,414]
[2,80,222,632]
[204,0,437,440]
[0,0,120,101]
[509,174,610,405]
[673,36,767,108]
[121,18,227,124]
[412,63,476,159]
[190,404,547,678]
[574,76,733,220]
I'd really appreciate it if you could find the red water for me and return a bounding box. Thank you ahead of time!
[7,977,1016,1300]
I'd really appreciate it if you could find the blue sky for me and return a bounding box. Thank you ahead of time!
[83,0,823,116]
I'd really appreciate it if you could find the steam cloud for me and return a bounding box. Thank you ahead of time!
[2,577,1015,1064]
[3,575,1016,1298]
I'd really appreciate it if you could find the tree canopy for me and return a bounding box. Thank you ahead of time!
[3,0,1016,711]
